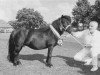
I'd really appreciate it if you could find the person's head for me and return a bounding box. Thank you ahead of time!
[89,21,98,32]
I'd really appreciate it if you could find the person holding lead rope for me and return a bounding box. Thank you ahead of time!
[71,21,100,71]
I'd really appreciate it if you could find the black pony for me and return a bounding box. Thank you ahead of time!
[8,15,71,67]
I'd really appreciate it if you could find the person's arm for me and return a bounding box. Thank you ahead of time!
[84,44,92,48]
[71,31,84,38]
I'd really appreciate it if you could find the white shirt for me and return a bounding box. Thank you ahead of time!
[73,29,94,45]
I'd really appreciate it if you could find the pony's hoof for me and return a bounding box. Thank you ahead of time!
[13,61,22,66]
[46,63,53,67]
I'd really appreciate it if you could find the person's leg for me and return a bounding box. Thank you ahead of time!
[91,54,98,71]
[90,48,99,71]
[83,50,92,65]
[74,48,89,62]
[84,58,92,65]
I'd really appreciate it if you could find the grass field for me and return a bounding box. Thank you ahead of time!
[0,33,100,75]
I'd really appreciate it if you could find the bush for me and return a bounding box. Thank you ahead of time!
[9,8,47,29]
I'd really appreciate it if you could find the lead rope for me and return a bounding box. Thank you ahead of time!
[68,33,84,48]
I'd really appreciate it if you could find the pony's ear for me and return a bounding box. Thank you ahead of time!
[61,15,64,17]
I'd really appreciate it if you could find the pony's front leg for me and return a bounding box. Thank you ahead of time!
[46,46,53,67]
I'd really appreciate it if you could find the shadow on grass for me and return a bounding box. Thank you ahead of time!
[19,54,46,64]
[55,55,100,75]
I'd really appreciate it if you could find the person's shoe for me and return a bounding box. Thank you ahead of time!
[91,66,98,71]
[84,59,92,65]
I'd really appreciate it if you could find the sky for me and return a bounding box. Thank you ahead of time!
[0,0,96,23]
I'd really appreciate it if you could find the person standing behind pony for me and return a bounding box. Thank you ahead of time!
[72,21,100,71]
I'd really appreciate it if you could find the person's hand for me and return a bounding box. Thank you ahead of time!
[84,44,92,48]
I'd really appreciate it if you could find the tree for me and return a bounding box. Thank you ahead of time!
[88,0,100,29]
[9,8,47,29]
[91,0,100,22]
[72,0,92,29]
[72,0,100,30]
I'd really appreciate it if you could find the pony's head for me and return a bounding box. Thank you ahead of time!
[60,15,71,31]
[52,15,71,35]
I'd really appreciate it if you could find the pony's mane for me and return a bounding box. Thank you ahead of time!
[35,15,71,33]
[36,25,50,32]
[51,18,61,30]
[36,17,61,32]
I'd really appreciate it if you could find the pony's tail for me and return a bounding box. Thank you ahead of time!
[8,32,15,63]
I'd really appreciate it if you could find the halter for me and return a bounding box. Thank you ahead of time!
[60,18,71,31]
[65,25,71,30]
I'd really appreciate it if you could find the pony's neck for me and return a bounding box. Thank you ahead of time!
[52,20,63,35]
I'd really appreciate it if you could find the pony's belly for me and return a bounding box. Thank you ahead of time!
[28,40,47,50]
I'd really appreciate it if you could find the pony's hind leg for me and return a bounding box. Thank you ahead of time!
[9,45,22,66]
[13,46,23,66]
